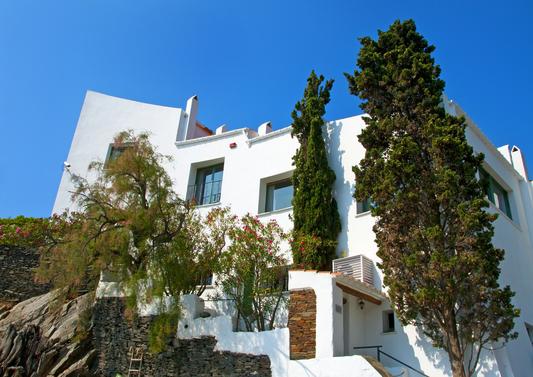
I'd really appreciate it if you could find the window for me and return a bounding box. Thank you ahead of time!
[188,164,224,205]
[382,310,395,333]
[274,265,289,292]
[265,179,293,212]
[356,195,374,215]
[480,168,513,219]
[261,265,289,292]
[356,198,372,214]
[195,273,213,287]
[105,143,133,166]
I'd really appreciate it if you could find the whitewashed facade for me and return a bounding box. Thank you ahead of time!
[54,91,533,377]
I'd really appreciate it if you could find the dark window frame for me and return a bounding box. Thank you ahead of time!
[480,168,513,219]
[356,198,372,214]
[104,142,134,167]
[188,163,224,205]
[264,178,293,213]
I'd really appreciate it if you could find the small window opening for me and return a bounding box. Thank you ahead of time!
[383,310,395,333]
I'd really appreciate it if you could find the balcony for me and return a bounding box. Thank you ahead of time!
[332,254,374,287]
[186,180,222,205]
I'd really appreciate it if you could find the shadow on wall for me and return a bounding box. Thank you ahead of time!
[414,326,501,377]
[414,326,454,375]
[325,120,383,290]
[325,120,351,257]
[380,323,431,374]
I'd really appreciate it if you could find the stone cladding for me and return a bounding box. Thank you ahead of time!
[288,288,316,360]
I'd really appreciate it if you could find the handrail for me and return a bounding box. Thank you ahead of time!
[379,349,429,377]
[353,345,429,377]
[353,345,382,351]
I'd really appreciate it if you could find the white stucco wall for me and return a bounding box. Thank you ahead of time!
[179,295,289,377]
[178,301,289,377]
[56,91,533,377]
[53,91,185,214]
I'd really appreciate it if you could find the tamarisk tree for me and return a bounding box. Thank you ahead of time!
[36,131,228,352]
[346,20,518,377]
[291,71,341,270]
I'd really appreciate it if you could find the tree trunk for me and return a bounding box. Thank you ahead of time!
[446,312,467,377]
[449,348,467,377]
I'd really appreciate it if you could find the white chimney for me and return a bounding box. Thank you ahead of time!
[216,124,228,135]
[498,145,512,164]
[511,145,529,179]
[258,121,272,136]
[184,95,199,140]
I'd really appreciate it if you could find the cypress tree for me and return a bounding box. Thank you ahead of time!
[291,71,341,271]
[346,20,518,376]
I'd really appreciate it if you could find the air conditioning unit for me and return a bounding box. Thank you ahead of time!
[332,254,374,287]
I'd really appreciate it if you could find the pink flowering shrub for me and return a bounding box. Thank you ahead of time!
[0,216,47,247]
[217,213,288,332]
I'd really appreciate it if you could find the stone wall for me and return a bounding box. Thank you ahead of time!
[288,288,316,360]
[0,245,50,309]
[92,297,271,377]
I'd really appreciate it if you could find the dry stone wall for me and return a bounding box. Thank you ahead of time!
[92,297,272,377]
[0,245,50,310]
[288,288,316,360]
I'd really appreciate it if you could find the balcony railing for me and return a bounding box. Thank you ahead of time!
[186,180,222,205]
[332,254,374,286]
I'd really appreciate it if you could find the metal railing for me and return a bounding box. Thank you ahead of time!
[353,345,429,377]
[186,180,222,205]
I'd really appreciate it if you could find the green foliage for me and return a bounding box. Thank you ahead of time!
[148,305,181,353]
[217,212,288,332]
[290,234,337,270]
[35,131,228,352]
[346,19,519,377]
[291,70,341,270]
[73,293,95,343]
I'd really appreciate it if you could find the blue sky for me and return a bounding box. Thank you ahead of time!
[0,0,531,218]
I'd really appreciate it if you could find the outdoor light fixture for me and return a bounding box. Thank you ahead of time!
[358,298,365,310]
[229,142,237,149]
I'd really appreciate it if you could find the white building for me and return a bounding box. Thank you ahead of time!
[54,91,533,377]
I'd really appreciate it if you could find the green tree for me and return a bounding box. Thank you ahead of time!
[36,131,228,352]
[346,20,518,377]
[291,71,341,270]
[217,212,288,332]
